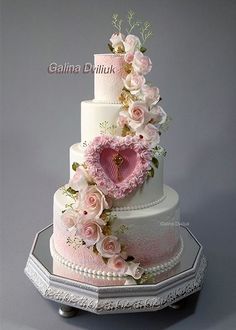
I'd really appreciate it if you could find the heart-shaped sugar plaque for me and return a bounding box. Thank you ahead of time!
[85,135,152,199]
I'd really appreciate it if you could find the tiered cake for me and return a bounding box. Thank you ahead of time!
[51,32,183,281]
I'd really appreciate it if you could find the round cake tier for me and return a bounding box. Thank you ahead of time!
[70,142,164,208]
[81,100,122,143]
[94,54,125,103]
[52,185,181,276]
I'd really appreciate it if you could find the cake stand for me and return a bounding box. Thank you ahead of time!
[24,224,207,317]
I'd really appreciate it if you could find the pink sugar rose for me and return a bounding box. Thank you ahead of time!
[61,209,78,230]
[138,123,160,148]
[139,148,152,162]
[141,84,160,106]
[96,235,121,258]
[132,50,152,75]
[149,105,167,125]
[128,101,149,130]
[73,207,104,225]
[69,166,88,192]
[109,32,125,52]
[80,185,109,219]
[107,256,128,274]
[76,220,103,247]
[125,261,144,280]
[124,52,134,63]
[124,34,141,54]
[123,72,145,93]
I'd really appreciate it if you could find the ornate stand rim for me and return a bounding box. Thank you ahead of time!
[25,225,207,315]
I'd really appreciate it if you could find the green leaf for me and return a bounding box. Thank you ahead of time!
[126,255,135,262]
[140,46,147,53]
[148,167,154,178]
[67,187,78,195]
[72,162,79,171]
[92,245,99,254]
[102,257,109,264]
[108,43,114,53]
[152,157,159,169]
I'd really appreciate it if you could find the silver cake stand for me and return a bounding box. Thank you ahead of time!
[24,224,207,318]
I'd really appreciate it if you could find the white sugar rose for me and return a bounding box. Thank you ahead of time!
[69,166,88,191]
[124,34,141,53]
[141,84,160,106]
[107,256,128,274]
[138,123,160,148]
[124,52,134,64]
[125,262,144,280]
[96,235,121,258]
[124,277,137,285]
[149,105,167,125]
[132,50,152,75]
[123,72,145,93]
[76,220,103,247]
[110,32,125,53]
[61,209,78,230]
[80,186,109,219]
[128,101,149,130]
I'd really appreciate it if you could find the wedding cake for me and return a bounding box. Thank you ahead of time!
[50,17,183,281]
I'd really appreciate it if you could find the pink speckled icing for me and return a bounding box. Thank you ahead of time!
[53,216,180,273]
[53,221,111,272]
[94,54,125,103]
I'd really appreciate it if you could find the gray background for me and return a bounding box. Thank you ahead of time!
[1,0,236,329]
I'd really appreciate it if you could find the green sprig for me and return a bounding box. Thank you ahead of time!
[111,10,153,46]
[61,186,78,201]
[112,13,123,32]
[139,21,153,44]
[126,10,142,34]
[99,121,117,136]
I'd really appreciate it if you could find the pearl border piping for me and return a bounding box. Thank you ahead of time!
[50,236,184,279]
[112,194,167,212]
[92,99,120,104]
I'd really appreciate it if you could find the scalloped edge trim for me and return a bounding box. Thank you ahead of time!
[112,194,167,211]
[50,236,184,279]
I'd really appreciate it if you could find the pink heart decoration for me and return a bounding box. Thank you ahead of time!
[85,135,152,199]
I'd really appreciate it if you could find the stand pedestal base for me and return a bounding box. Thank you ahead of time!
[25,224,207,316]
[59,305,77,318]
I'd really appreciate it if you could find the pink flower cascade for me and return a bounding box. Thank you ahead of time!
[62,160,145,279]
[109,33,167,148]
[60,34,168,281]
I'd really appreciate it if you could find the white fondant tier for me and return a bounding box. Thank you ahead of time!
[70,142,164,208]
[81,100,122,143]
[94,54,125,103]
[53,185,181,273]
